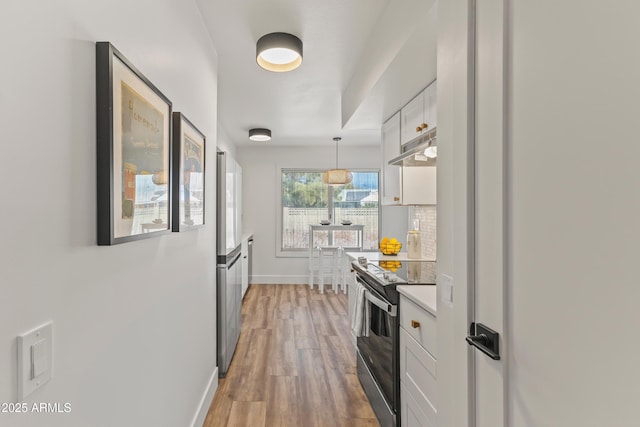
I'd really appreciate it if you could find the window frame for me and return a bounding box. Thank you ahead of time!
[276,167,381,258]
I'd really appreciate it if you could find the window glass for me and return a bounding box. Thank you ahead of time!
[280,169,379,252]
[332,171,379,251]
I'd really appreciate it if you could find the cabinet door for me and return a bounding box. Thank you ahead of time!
[402,166,437,206]
[401,383,435,427]
[241,253,249,297]
[401,91,425,145]
[381,112,402,205]
[423,81,437,132]
[241,239,249,297]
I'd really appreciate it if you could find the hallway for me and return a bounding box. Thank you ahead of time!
[203,284,378,426]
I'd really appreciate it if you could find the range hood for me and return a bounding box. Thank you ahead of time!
[389,128,437,167]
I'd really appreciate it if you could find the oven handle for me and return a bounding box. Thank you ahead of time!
[364,289,397,317]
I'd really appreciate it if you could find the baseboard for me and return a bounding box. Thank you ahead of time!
[251,275,309,285]
[190,367,218,427]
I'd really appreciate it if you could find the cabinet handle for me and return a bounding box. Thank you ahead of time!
[415,126,422,133]
[393,197,400,201]
[411,320,421,328]
[420,123,428,130]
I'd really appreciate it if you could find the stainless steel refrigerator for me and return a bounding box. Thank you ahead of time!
[216,150,242,377]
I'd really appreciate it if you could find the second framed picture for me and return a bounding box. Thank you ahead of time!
[172,113,206,231]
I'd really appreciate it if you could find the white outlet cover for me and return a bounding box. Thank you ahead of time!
[17,321,53,401]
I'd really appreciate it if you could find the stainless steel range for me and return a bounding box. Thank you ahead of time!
[352,259,436,427]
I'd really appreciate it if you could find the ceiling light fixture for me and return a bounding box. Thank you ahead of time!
[249,128,271,142]
[322,137,352,186]
[256,32,303,72]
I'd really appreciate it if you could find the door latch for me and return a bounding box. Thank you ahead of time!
[466,322,500,360]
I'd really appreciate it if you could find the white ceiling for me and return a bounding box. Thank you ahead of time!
[196,0,437,147]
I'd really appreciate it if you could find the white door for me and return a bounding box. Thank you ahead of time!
[469,0,506,425]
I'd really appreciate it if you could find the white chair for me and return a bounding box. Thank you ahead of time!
[314,245,342,293]
[308,245,320,290]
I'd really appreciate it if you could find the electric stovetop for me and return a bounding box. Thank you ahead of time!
[352,259,436,303]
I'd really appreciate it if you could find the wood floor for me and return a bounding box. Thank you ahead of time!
[202,284,379,427]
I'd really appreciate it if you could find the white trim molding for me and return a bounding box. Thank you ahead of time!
[190,367,218,427]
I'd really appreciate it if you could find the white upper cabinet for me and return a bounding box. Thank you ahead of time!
[381,112,402,205]
[381,80,437,206]
[401,80,437,146]
[381,112,437,206]
[403,166,436,205]
[424,80,437,131]
[401,91,426,146]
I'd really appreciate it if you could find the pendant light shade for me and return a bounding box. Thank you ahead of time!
[322,169,353,186]
[322,137,352,186]
[256,32,303,72]
[249,128,271,142]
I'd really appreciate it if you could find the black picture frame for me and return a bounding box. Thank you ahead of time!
[172,112,206,231]
[96,42,173,245]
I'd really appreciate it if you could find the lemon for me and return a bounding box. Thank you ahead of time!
[381,237,390,244]
[390,237,399,244]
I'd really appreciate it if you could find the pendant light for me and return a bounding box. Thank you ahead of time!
[249,128,271,142]
[322,137,352,186]
[256,32,303,72]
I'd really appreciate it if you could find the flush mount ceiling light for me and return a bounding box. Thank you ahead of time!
[322,137,353,186]
[249,128,271,142]
[256,32,303,72]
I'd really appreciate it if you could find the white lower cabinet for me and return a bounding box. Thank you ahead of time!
[401,382,433,427]
[240,235,251,298]
[400,295,437,426]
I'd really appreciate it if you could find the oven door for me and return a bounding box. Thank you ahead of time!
[356,275,398,415]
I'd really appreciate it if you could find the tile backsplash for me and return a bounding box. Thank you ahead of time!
[409,206,437,260]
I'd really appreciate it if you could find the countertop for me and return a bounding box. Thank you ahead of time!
[397,285,437,316]
[345,251,436,262]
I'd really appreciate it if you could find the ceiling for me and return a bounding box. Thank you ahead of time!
[196,0,437,147]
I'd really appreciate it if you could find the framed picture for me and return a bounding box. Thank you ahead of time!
[96,42,173,245]
[172,113,206,231]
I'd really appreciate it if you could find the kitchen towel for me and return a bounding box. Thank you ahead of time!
[351,281,370,337]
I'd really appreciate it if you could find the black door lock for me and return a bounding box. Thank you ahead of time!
[466,322,500,360]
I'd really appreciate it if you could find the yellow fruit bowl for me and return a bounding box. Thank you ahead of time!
[379,242,402,255]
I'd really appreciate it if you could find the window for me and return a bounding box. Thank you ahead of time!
[279,169,379,254]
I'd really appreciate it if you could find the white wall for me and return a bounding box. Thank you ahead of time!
[216,124,237,158]
[381,205,409,250]
[237,144,408,284]
[0,1,219,426]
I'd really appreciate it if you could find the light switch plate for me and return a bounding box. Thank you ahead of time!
[18,322,53,400]
[439,274,454,307]
[31,339,48,378]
